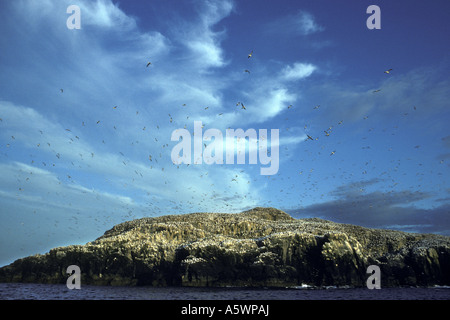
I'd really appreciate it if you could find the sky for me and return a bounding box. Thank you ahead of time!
[0,0,449,267]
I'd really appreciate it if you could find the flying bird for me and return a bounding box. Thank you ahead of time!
[384,68,393,74]
[306,135,314,141]
[373,89,381,93]
[248,50,253,58]
[60,89,63,93]
[244,69,250,74]
[313,105,320,109]
[146,62,151,67]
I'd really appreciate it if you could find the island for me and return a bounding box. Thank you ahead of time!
[1,207,449,287]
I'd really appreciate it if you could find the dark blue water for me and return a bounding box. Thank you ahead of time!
[1,283,449,300]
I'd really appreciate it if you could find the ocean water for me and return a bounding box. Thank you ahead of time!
[0,283,449,300]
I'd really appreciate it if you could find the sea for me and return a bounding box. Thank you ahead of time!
[0,282,449,300]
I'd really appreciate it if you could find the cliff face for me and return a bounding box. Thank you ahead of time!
[1,207,449,287]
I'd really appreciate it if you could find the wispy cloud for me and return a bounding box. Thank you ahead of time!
[78,0,137,30]
[249,88,297,123]
[280,63,317,81]
[171,0,234,70]
[220,61,316,126]
[266,10,324,36]
[0,161,134,212]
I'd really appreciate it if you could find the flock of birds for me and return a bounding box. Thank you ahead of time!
[1,46,447,245]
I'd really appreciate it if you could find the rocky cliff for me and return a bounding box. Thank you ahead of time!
[1,207,449,287]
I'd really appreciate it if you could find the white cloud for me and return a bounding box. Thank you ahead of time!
[79,0,136,30]
[280,63,316,81]
[262,88,296,119]
[243,87,297,124]
[186,39,226,69]
[174,0,234,70]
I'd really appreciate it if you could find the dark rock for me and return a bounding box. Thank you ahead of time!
[1,207,449,287]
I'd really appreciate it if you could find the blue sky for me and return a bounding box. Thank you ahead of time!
[0,0,449,266]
